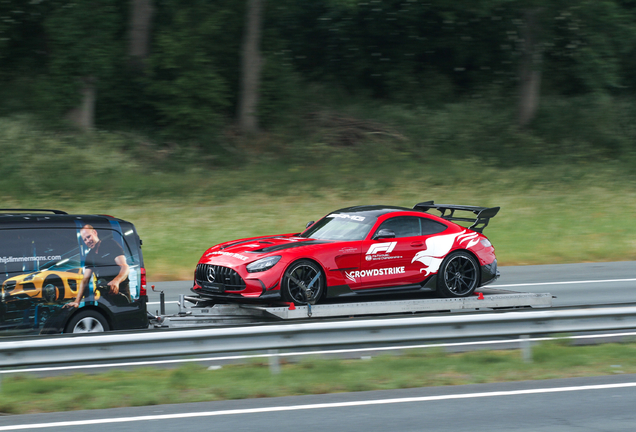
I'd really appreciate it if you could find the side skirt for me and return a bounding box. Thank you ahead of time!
[326,274,438,299]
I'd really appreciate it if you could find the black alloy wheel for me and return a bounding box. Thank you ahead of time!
[437,251,479,298]
[282,260,324,305]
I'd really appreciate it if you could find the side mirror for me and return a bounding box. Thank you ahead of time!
[305,221,315,229]
[373,229,396,240]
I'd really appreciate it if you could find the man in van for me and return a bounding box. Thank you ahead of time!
[66,225,130,307]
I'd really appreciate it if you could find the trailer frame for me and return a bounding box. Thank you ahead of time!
[151,288,554,328]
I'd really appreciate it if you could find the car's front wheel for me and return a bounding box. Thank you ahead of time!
[65,310,109,333]
[437,251,479,298]
[282,260,324,305]
[43,276,65,302]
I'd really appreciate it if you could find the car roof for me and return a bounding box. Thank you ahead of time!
[331,205,414,218]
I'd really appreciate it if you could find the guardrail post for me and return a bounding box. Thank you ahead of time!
[268,349,281,375]
[520,334,532,363]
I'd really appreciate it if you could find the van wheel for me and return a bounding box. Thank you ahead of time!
[66,310,109,333]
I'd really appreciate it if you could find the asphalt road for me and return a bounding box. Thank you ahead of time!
[147,261,636,315]
[491,261,636,306]
[2,374,635,431]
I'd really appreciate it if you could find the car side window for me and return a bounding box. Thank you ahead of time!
[419,217,447,235]
[376,216,421,238]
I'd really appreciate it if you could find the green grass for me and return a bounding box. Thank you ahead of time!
[2,166,635,280]
[3,163,634,280]
[1,340,635,415]
[1,94,635,280]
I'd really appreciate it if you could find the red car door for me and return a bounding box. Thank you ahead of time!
[354,216,423,289]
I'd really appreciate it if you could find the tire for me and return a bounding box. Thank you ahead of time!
[281,260,325,305]
[436,251,479,298]
[42,277,65,302]
[65,310,109,333]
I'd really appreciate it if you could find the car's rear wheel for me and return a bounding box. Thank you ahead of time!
[437,251,479,298]
[65,310,109,333]
[282,260,324,305]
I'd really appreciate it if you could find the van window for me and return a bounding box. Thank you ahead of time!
[0,229,80,280]
[0,227,141,332]
[0,228,137,288]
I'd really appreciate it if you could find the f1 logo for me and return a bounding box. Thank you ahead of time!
[367,242,397,255]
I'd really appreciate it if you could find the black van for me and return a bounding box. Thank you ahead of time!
[0,209,148,335]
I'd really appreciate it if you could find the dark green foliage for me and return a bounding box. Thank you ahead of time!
[533,95,636,159]
[146,0,242,139]
[270,0,520,102]
[43,0,125,115]
[0,0,636,152]
[540,0,636,95]
[2,88,635,200]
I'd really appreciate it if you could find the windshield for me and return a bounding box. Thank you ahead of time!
[300,213,376,241]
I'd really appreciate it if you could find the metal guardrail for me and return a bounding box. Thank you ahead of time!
[2,306,636,368]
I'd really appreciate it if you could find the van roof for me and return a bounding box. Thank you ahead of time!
[0,211,132,230]
[0,209,67,215]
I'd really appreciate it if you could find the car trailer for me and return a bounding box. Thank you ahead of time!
[150,288,554,329]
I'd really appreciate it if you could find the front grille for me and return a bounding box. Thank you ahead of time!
[2,281,16,291]
[195,264,246,293]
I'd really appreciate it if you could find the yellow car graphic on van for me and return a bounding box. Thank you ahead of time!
[1,260,99,304]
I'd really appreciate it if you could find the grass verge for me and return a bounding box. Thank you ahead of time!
[1,340,635,415]
[1,109,635,280]
[4,165,635,281]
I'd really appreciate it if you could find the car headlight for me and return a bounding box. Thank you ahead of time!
[246,256,282,273]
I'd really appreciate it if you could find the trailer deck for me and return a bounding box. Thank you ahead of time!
[151,288,554,328]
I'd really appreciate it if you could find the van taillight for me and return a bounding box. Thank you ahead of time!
[140,268,147,296]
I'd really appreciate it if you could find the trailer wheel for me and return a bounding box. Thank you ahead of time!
[282,260,324,305]
[65,310,109,333]
[437,251,479,298]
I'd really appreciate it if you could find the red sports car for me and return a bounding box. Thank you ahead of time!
[193,201,500,305]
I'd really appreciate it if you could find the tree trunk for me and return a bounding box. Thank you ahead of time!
[66,77,96,131]
[518,9,543,129]
[128,0,154,71]
[237,0,265,135]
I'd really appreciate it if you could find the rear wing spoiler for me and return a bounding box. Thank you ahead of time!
[413,201,500,233]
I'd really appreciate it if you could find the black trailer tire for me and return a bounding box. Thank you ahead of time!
[282,260,324,305]
[65,310,109,333]
[437,251,479,298]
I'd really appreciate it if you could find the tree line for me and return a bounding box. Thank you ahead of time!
[1,0,635,139]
